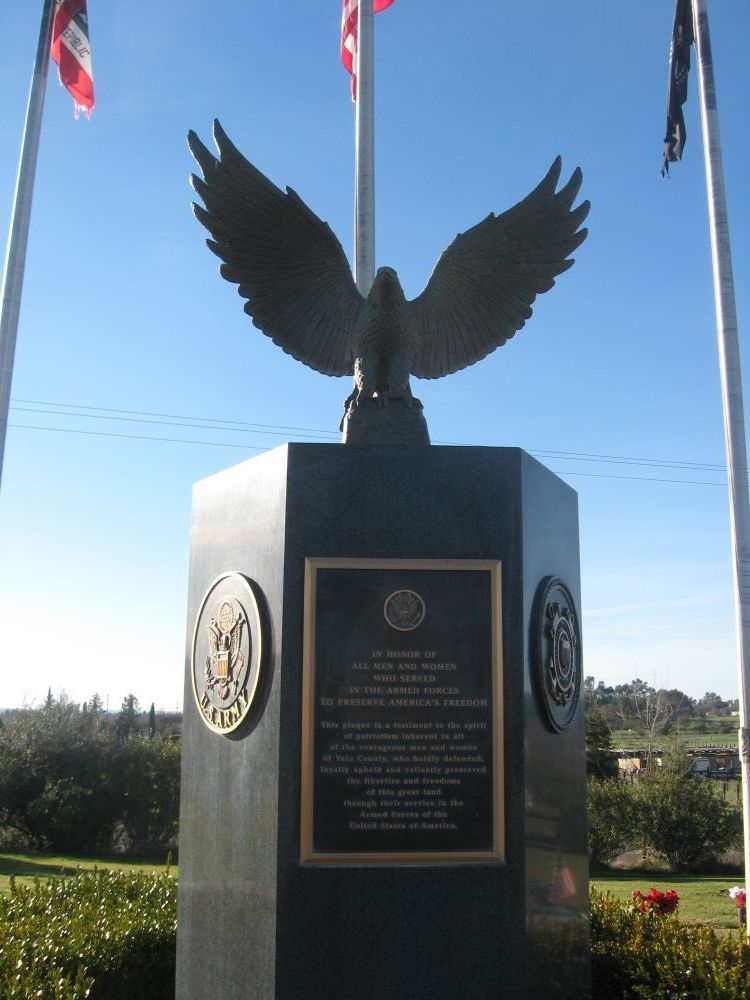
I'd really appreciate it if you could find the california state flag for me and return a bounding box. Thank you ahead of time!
[51,0,94,118]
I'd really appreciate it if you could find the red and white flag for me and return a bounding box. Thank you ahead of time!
[51,0,94,118]
[341,0,394,98]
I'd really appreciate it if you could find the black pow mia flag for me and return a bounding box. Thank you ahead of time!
[663,0,695,175]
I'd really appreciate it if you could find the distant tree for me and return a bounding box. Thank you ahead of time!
[587,679,617,707]
[584,676,596,710]
[586,677,736,725]
[87,693,104,715]
[695,691,732,717]
[593,679,693,746]
[80,693,106,734]
[117,695,140,742]
[148,703,157,740]
[608,678,654,730]
[654,687,695,727]
[586,707,617,778]
[44,688,55,711]
[0,697,118,851]
[630,687,694,745]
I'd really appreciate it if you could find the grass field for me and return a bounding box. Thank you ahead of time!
[610,730,738,750]
[2,852,743,933]
[591,870,745,931]
[0,851,176,894]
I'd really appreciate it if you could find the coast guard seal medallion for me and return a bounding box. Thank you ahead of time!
[532,576,581,733]
[191,572,264,735]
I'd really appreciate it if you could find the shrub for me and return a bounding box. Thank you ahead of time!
[111,738,181,854]
[0,869,176,999]
[637,766,742,871]
[587,776,638,868]
[591,888,750,999]
[0,702,120,852]
[0,701,180,854]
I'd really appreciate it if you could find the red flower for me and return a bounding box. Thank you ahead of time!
[631,887,679,916]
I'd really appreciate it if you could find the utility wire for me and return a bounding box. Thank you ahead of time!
[11,406,336,441]
[8,396,728,486]
[10,424,264,451]
[10,397,727,468]
[8,423,726,487]
[11,397,340,437]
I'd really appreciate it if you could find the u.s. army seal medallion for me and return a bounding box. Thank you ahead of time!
[191,572,264,735]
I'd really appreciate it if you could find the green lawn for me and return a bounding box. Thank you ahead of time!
[611,730,737,750]
[0,851,176,893]
[591,870,745,931]
[1,852,743,933]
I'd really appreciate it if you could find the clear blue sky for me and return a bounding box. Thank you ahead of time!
[1,1,748,710]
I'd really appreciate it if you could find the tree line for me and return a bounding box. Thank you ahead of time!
[0,694,180,855]
[585,676,739,734]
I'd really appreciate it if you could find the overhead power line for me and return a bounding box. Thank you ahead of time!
[11,397,340,438]
[8,396,727,487]
[11,406,336,441]
[10,424,265,451]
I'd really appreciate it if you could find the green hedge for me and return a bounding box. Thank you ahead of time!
[591,888,750,999]
[3,874,750,998]
[0,870,176,1000]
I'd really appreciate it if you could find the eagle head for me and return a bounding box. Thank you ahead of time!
[368,267,405,308]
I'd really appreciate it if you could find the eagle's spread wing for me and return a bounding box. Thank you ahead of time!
[408,158,589,379]
[188,121,364,377]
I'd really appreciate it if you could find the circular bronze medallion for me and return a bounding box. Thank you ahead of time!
[532,576,581,733]
[191,572,264,735]
[383,589,426,631]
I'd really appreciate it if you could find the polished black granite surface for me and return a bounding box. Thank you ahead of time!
[176,444,588,1000]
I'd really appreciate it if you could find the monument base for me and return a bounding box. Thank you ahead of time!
[176,444,589,1000]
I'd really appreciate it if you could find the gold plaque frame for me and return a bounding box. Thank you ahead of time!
[301,557,504,865]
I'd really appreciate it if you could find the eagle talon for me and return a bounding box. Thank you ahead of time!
[339,389,359,430]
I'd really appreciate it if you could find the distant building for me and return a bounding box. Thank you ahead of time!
[610,746,740,780]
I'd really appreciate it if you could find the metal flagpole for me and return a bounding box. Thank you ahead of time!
[354,0,376,296]
[0,0,55,492]
[692,0,750,933]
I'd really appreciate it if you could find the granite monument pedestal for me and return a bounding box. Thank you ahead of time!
[176,443,589,1000]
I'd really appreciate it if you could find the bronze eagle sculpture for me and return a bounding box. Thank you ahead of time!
[188,121,588,440]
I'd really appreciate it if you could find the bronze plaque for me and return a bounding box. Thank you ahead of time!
[301,558,503,865]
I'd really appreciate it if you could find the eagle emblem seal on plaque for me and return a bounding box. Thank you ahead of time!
[191,572,264,735]
[532,576,581,733]
[206,599,246,700]
[384,589,426,631]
